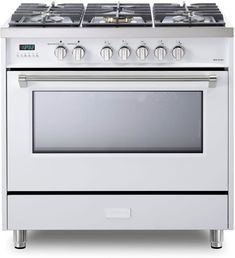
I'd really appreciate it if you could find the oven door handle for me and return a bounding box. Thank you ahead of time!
[18,74,217,88]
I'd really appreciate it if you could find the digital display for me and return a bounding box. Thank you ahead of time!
[19,44,35,51]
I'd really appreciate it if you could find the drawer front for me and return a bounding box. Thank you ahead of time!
[8,195,227,230]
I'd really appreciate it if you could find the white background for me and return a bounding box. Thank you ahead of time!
[0,0,234,257]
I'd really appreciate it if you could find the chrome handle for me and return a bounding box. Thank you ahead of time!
[18,74,217,88]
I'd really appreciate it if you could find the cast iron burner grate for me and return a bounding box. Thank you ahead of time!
[82,2,152,27]
[153,2,225,26]
[9,2,84,27]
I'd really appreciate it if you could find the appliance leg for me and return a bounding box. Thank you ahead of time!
[13,230,27,249]
[210,230,223,249]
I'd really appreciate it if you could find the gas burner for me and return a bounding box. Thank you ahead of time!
[27,14,65,23]
[172,13,205,23]
[82,2,152,27]
[91,16,145,25]
[153,2,225,26]
[9,2,84,26]
[189,15,205,23]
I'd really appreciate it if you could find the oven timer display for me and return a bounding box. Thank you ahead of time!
[19,44,35,51]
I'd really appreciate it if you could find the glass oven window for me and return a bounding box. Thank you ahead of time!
[33,91,202,153]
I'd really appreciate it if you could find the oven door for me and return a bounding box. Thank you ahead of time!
[7,70,228,191]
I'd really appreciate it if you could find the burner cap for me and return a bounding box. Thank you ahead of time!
[172,14,205,23]
[50,16,64,22]
[29,15,43,22]
[191,15,205,22]
[29,14,64,23]
[172,15,186,22]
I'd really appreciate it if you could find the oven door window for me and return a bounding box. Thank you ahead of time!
[33,91,202,153]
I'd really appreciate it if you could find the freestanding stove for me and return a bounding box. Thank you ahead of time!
[1,1,233,249]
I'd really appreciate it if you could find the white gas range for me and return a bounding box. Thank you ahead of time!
[1,2,233,249]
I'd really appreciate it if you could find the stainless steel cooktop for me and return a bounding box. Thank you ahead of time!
[8,2,225,27]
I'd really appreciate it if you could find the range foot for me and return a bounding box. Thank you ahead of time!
[210,230,223,249]
[13,230,27,249]
[15,246,26,249]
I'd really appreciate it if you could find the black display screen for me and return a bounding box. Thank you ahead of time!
[19,44,35,51]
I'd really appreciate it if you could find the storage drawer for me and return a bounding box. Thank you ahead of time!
[8,195,227,230]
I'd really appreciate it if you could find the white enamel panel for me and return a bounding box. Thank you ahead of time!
[8,195,227,230]
[7,70,228,191]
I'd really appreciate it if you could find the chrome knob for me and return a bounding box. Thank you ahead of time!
[172,46,185,61]
[100,46,113,61]
[54,46,67,60]
[155,46,167,61]
[119,46,131,61]
[73,46,85,61]
[136,46,149,60]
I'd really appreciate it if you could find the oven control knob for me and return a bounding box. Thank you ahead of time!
[172,46,185,61]
[100,46,113,61]
[119,46,131,61]
[136,46,149,60]
[54,46,67,60]
[155,46,167,61]
[73,46,85,61]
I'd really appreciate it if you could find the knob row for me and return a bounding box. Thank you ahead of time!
[54,46,85,61]
[54,45,185,61]
[101,46,185,61]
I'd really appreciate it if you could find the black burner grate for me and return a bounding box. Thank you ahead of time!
[82,3,152,27]
[9,3,84,27]
[153,3,225,26]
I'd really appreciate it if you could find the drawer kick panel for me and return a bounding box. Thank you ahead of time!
[8,195,227,230]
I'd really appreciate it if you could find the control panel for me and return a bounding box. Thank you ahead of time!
[7,37,228,67]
